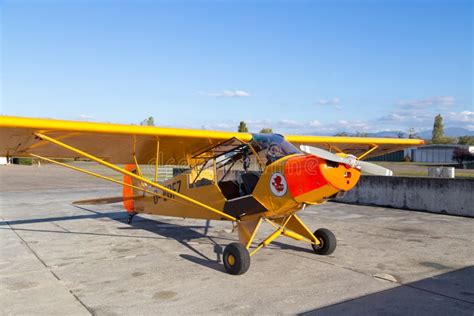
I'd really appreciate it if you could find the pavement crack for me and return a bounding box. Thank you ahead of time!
[52,222,71,232]
[4,220,94,315]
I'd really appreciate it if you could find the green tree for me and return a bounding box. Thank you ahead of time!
[238,121,248,132]
[458,136,474,145]
[334,132,348,137]
[354,131,368,137]
[436,137,457,144]
[432,114,444,143]
[259,128,273,134]
[140,116,155,126]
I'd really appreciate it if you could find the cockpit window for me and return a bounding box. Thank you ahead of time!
[191,134,301,189]
[250,133,301,166]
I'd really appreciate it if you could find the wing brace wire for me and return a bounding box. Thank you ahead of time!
[33,133,237,221]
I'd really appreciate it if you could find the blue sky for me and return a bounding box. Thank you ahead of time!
[1,0,472,134]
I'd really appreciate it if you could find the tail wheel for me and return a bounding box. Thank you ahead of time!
[312,228,337,255]
[223,242,250,275]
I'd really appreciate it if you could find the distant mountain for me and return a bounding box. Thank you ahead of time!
[366,131,406,138]
[306,127,474,139]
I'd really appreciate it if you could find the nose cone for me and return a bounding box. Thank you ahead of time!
[320,159,361,192]
[284,155,327,198]
[284,155,361,203]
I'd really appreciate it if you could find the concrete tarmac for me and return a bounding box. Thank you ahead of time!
[1,165,473,315]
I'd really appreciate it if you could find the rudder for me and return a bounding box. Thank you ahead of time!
[123,164,137,213]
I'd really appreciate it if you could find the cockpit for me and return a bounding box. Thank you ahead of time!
[190,134,301,201]
[250,133,302,166]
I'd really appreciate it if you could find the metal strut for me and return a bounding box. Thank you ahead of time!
[30,154,192,208]
[357,145,378,160]
[34,133,237,222]
[248,215,321,257]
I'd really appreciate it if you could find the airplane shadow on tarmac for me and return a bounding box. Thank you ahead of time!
[73,207,316,273]
[299,266,474,316]
[1,205,322,273]
[74,206,230,273]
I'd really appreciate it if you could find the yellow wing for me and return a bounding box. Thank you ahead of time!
[0,116,253,164]
[0,116,424,164]
[286,135,424,159]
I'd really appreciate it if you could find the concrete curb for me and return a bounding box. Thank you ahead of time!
[336,176,474,217]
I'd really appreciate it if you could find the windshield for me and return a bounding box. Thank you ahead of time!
[250,133,301,166]
[192,134,301,186]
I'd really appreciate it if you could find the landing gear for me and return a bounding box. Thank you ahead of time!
[222,216,336,275]
[127,212,137,224]
[312,228,337,255]
[223,242,250,275]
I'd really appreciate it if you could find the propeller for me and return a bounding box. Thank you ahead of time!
[300,145,393,176]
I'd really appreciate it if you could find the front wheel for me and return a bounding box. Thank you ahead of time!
[312,228,337,255]
[223,242,250,275]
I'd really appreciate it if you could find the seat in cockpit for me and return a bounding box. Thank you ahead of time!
[240,172,260,195]
[218,180,241,200]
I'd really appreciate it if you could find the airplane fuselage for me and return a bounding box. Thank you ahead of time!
[125,153,361,222]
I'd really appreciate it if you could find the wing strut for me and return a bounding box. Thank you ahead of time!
[30,153,191,208]
[154,138,160,182]
[34,133,237,221]
[357,145,378,160]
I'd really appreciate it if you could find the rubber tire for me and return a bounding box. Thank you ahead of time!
[312,228,337,255]
[223,242,251,275]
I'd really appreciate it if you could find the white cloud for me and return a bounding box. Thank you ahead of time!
[215,123,234,129]
[199,90,250,97]
[446,111,474,125]
[197,119,273,132]
[396,96,456,108]
[192,111,474,135]
[277,119,305,129]
[335,120,371,132]
[186,95,471,135]
[309,120,321,127]
[457,111,474,123]
[378,113,406,122]
[375,95,461,130]
[315,97,341,109]
[246,119,272,131]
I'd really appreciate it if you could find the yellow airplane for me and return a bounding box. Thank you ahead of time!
[0,116,423,275]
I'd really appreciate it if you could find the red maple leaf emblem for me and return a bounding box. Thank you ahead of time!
[272,175,285,192]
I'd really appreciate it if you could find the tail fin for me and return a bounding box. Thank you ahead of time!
[123,164,137,213]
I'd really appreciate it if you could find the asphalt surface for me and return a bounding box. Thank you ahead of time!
[1,164,473,315]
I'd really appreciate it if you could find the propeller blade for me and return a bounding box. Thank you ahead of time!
[357,161,393,176]
[299,145,346,163]
[300,145,393,176]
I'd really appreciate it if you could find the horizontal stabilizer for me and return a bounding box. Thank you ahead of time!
[72,196,138,205]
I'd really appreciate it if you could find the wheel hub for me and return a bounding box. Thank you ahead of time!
[227,254,236,266]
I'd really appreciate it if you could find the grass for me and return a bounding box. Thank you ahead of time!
[371,162,474,178]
